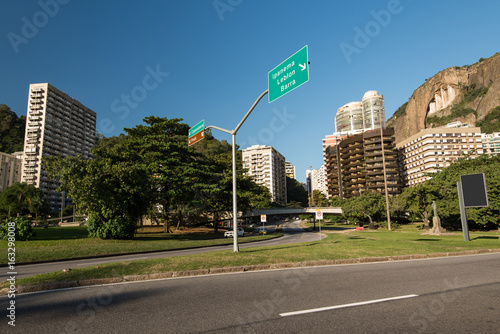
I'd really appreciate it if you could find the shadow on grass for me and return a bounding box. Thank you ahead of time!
[347,236,367,240]
[472,236,499,240]
[32,227,89,240]
[415,239,441,242]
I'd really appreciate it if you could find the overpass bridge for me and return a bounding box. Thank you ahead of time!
[243,207,342,218]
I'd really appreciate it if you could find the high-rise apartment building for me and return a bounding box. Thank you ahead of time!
[307,164,328,198]
[242,145,287,205]
[396,122,483,186]
[0,151,23,192]
[324,90,388,198]
[285,161,296,179]
[325,128,401,198]
[21,83,96,212]
[361,90,385,131]
[334,90,385,136]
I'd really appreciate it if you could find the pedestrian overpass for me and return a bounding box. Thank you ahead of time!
[243,207,342,218]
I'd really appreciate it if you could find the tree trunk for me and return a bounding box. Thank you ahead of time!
[423,211,430,229]
[176,209,183,230]
[213,212,219,233]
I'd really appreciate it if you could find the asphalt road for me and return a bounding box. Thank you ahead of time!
[3,252,499,333]
[2,220,322,280]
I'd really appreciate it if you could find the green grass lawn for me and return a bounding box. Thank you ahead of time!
[5,225,499,289]
[0,226,279,264]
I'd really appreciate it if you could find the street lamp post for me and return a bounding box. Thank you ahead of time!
[206,89,269,252]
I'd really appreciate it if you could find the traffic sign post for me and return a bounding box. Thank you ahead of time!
[457,173,489,241]
[316,209,323,238]
[188,120,205,146]
[268,45,309,103]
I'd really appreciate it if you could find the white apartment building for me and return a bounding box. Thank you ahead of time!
[397,122,483,186]
[306,164,328,199]
[482,132,500,155]
[21,83,96,212]
[285,161,296,179]
[242,145,287,205]
[327,90,386,171]
[334,90,386,135]
[0,151,23,192]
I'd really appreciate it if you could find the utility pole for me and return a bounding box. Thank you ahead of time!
[380,127,391,231]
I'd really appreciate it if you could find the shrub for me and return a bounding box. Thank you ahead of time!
[87,215,136,239]
[0,216,36,241]
[379,220,400,230]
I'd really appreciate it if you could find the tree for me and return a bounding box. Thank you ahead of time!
[286,177,308,207]
[311,190,329,207]
[123,116,206,233]
[392,183,439,227]
[0,104,26,153]
[0,182,47,218]
[425,154,500,230]
[194,135,272,231]
[343,191,385,226]
[44,138,154,239]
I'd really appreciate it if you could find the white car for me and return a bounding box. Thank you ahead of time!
[224,227,244,237]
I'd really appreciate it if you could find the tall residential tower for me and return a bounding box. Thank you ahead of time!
[21,83,96,212]
[242,145,287,205]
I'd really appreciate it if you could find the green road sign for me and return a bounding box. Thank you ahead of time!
[189,120,204,138]
[268,45,309,103]
[188,120,205,146]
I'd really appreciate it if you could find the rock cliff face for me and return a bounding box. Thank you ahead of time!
[387,52,500,143]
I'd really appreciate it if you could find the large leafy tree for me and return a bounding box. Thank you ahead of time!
[391,183,439,226]
[342,191,386,225]
[424,154,500,229]
[286,177,308,207]
[44,136,153,238]
[123,116,206,232]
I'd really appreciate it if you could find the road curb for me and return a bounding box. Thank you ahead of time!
[3,248,500,295]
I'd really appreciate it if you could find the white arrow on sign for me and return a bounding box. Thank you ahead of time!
[299,63,306,71]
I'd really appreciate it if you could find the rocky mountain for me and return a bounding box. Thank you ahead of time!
[387,52,500,144]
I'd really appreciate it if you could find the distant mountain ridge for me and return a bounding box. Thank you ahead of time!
[387,52,500,143]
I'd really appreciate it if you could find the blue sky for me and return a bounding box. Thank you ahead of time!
[2,0,500,183]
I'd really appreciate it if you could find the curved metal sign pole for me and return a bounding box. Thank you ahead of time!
[206,89,269,252]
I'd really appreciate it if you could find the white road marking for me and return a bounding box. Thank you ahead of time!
[279,294,419,317]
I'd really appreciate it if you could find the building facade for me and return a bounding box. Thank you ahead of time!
[242,145,287,205]
[334,90,385,136]
[482,132,500,155]
[325,128,401,198]
[285,161,296,179]
[396,122,483,187]
[0,151,23,192]
[20,83,96,212]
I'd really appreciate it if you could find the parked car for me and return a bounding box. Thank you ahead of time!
[258,227,268,235]
[224,227,244,237]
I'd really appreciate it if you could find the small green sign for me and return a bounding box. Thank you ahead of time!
[268,45,309,103]
[189,120,204,138]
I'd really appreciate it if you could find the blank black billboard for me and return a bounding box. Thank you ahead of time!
[460,173,489,208]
